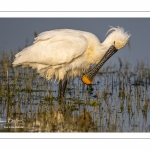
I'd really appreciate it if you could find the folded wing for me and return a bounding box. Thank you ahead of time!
[13,29,88,67]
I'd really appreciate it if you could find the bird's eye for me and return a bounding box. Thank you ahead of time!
[114,41,115,46]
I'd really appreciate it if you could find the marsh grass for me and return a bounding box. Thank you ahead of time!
[0,51,150,132]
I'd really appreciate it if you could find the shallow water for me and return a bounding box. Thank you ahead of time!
[0,54,150,132]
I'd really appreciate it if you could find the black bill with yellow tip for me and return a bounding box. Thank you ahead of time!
[82,45,118,85]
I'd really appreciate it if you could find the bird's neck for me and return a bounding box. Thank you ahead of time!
[97,35,114,62]
[84,45,103,65]
[85,36,113,65]
[102,35,113,48]
[92,46,109,64]
[94,36,113,64]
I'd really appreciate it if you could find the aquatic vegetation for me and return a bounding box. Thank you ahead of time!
[0,50,150,132]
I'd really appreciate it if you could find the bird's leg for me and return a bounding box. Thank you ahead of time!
[61,80,68,97]
[58,79,68,97]
[58,80,63,97]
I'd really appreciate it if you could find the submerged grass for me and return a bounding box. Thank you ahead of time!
[0,50,150,132]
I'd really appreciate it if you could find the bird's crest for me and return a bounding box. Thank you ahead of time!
[105,26,131,50]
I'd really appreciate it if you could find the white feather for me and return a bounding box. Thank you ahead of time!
[12,27,130,81]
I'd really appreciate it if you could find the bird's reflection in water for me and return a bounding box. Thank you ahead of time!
[3,103,96,132]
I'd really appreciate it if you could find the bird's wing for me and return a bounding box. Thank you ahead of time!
[13,29,88,66]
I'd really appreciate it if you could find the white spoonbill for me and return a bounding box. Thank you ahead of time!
[12,26,131,97]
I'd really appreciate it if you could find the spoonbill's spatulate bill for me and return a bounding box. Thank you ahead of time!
[12,27,131,97]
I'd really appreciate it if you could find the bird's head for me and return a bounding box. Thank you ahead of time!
[105,26,131,50]
[82,27,131,85]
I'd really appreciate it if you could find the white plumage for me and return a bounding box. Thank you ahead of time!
[12,27,130,82]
